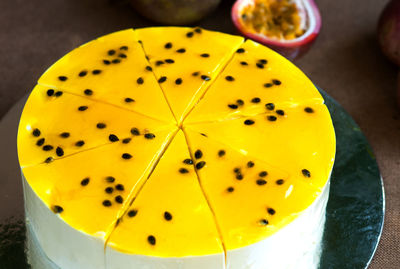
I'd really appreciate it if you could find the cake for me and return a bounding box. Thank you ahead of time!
[17,27,336,269]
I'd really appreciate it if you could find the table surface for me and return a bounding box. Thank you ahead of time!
[0,0,399,268]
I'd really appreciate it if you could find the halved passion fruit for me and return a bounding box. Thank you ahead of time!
[232,0,321,60]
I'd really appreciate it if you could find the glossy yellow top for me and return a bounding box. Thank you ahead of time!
[18,27,335,257]
[107,131,224,256]
[136,27,244,123]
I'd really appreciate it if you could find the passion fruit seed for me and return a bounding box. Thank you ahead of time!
[194,150,203,159]
[196,161,206,170]
[60,132,70,138]
[175,78,183,85]
[109,134,119,142]
[256,179,267,185]
[165,59,175,64]
[92,70,102,75]
[200,53,210,58]
[265,103,275,110]
[244,119,255,125]
[106,187,114,194]
[45,157,54,164]
[52,205,63,214]
[122,153,132,159]
[201,75,211,81]
[228,104,238,109]
[158,76,167,83]
[156,60,164,66]
[115,195,123,204]
[183,158,193,165]
[116,184,124,191]
[259,59,268,64]
[137,77,144,84]
[84,89,93,96]
[227,186,235,193]
[276,110,285,116]
[108,49,116,56]
[55,91,63,97]
[236,173,243,180]
[122,138,131,144]
[164,211,173,221]
[103,60,111,65]
[302,169,311,178]
[264,83,273,88]
[192,71,200,76]
[125,98,135,103]
[194,28,202,34]
[103,200,112,207]
[186,32,194,38]
[240,61,248,66]
[96,123,106,129]
[247,161,255,168]
[81,178,90,186]
[305,107,314,113]
[58,76,68,81]
[276,179,285,185]
[106,176,116,183]
[79,71,87,77]
[144,133,156,139]
[179,168,189,174]
[218,150,226,157]
[75,140,85,147]
[78,106,88,111]
[56,147,64,157]
[272,79,281,85]
[112,59,121,64]
[251,97,261,103]
[47,89,55,96]
[256,63,265,69]
[120,46,128,50]
[225,75,235,81]
[267,208,276,215]
[131,128,140,136]
[32,128,41,137]
[118,53,127,59]
[145,66,152,71]
[148,235,156,245]
[43,145,53,151]
[259,171,268,177]
[237,48,245,53]
[176,48,186,53]
[36,138,45,146]
[128,209,138,217]
[267,115,277,121]
[234,167,241,173]
[260,219,269,225]
[237,99,244,106]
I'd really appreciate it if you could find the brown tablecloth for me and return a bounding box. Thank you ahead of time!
[0,0,399,267]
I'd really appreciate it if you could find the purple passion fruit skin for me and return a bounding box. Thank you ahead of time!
[378,0,400,66]
[131,0,221,25]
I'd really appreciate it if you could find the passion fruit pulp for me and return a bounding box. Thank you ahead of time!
[232,0,321,60]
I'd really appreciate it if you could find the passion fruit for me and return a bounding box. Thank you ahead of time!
[231,0,321,60]
[131,0,221,25]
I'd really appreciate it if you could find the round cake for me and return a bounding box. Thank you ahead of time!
[17,27,336,269]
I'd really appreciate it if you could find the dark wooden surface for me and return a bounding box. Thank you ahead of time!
[0,0,399,267]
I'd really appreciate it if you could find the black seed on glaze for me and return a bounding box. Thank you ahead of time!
[36,138,45,146]
[115,195,123,204]
[228,104,238,109]
[58,76,68,81]
[244,119,255,125]
[92,69,102,75]
[200,133,207,137]
[148,235,156,245]
[75,140,85,147]
[267,208,276,215]
[225,75,235,81]
[256,179,267,185]
[227,186,235,193]
[79,71,87,77]
[264,83,273,88]
[81,178,90,186]
[186,32,194,38]
[144,133,156,139]
[116,184,124,191]
[103,59,111,65]
[52,205,63,214]
[302,169,311,178]
[272,79,281,85]
[201,75,210,81]
[56,147,64,157]
[218,150,226,157]
[155,60,164,66]
[78,106,88,111]
[265,103,275,110]
[122,153,132,159]
[165,59,175,64]
[125,97,135,103]
[276,110,285,116]
[256,63,264,69]
[106,176,115,183]
[259,59,268,64]
[131,128,140,136]
[164,42,173,49]
[196,161,206,170]
[247,161,255,168]
[194,27,202,33]
[236,48,245,53]
[194,150,203,159]
[43,145,53,151]
[240,61,248,66]
[105,187,114,194]
[179,168,189,174]
[236,174,243,180]
[276,179,285,185]
[164,211,173,221]
[47,89,55,96]
[158,76,167,83]
[118,53,127,58]
[97,123,106,129]
[234,167,241,173]
[200,53,210,58]
[267,115,277,122]
[236,99,244,106]
[84,89,93,96]
[109,134,119,142]
[260,219,269,225]
[103,200,112,207]
[175,78,182,85]
[259,171,268,177]
[183,158,193,165]
[176,48,186,53]
[45,157,54,163]
[128,209,137,217]
[192,71,200,76]
[108,49,116,56]
[112,59,121,64]
[120,46,128,50]
[122,138,131,144]
[251,97,261,103]
[55,91,63,97]
[137,77,144,84]
[145,66,153,71]
[32,128,41,137]
[304,107,314,113]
